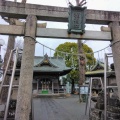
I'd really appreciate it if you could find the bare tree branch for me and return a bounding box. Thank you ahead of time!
[76,0,86,6]
[76,0,80,5]
[21,0,26,3]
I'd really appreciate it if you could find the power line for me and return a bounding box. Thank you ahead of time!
[36,40,110,56]
[82,40,87,44]
[92,45,110,54]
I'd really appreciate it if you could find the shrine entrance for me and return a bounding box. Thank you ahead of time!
[39,78,52,92]
[38,77,53,94]
[33,76,64,95]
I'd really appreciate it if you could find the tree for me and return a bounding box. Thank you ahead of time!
[54,42,95,70]
[54,42,96,93]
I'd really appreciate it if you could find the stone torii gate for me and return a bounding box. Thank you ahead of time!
[0,0,120,120]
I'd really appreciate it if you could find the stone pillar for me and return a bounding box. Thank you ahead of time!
[52,81,54,93]
[37,80,39,93]
[15,15,37,120]
[58,78,59,94]
[111,22,120,99]
[42,82,43,90]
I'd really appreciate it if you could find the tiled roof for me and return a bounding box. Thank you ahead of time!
[85,61,115,77]
[33,55,72,73]
[91,61,104,71]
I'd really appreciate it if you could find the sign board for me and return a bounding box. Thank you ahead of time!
[80,86,88,94]
[68,6,87,34]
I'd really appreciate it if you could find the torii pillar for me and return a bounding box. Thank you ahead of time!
[15,15,37,120]
[111,22,120,99]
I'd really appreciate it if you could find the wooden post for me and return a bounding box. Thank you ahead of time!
[15,15,37,120]
[111,22,120,99]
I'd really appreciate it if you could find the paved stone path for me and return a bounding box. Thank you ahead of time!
[32,95,89,120]
[54,96,89,120]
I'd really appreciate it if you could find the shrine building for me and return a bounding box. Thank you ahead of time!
[32,54,72,94]
[10,54,72,99]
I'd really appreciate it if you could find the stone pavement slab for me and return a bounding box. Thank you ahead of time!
[32,95,89,120]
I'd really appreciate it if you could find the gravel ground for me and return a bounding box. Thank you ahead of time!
[33,95,89,120]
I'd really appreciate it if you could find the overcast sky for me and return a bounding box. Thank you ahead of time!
[0,0,119,62]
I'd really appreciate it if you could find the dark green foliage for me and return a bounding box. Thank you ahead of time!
[54,42,96,93]
[54,42,95,71]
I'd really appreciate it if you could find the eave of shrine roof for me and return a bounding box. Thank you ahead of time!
[33,66,72,72]
[85,70,115,77]
[91,61,104,71]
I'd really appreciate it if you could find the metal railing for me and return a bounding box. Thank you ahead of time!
[0,49,15,95]
[0,48,19,120]
[85,77,103,116]
[4,48,19,120]
[104,53,117,120]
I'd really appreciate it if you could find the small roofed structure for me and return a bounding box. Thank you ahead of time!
[87,62,120,120]
[85,61,104,96]
[85,61,117,96]
[85,61,116,86]
[85,61,104,77]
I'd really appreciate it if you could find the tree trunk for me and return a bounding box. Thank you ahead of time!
[75,0,85,85]
[78,40,85,85]
[76,0,86,102]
